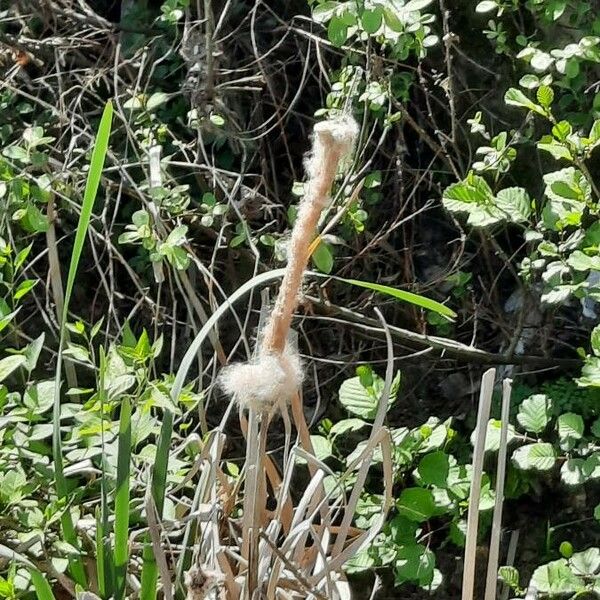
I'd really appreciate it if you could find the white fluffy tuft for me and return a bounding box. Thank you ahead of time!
[219,348,303,412]
[313,114,359,157]
[304,115,359,206]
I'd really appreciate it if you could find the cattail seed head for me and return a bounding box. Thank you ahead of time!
[219,347,303,413]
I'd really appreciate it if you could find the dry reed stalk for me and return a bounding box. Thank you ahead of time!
[462,368,495,600]
[500,530,520,600]
[46,198,78,392]
[484,378,512,600]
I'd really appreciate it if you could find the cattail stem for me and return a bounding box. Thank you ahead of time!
[261,116,358,356]
[220,115,358,415]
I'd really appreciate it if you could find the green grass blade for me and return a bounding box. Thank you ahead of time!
[97,346,113,599]
[29,569,57,600]
[340,277,457,319]
[114,396,132,600]
[51,101,113,588]
[95,508,106,598]
[140,410,173,600]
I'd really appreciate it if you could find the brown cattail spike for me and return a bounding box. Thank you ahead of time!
[260,115,359,356]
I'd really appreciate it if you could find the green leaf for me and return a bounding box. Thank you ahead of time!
[397,488,436,522]
[495,187,532,222]
[403,0,434,10]
[145,92,169,111]
[23,333,44,372]
[543,168,589,227]
[340,278,456,318]
[552,121,572,141]
[471,419,517,452]
[14,279,37,300]
[29,570,56,600]
[309,435,333,462]
[498,566,520,590]
[123,95,143,110]
[556,412,584,450]
[530,559,581,595]
[536,85,555,108]
[24,380,55,414]
[383,8,404,31]
[570,547,600,577]
[578,356,600,387]
[538,139,573,161]
[394,543,435,586]
[0,470,26,504]
[209,113,225,127]
[0,354,26,382]
[583,453,600,479]
[114,397,132,600]
[475,0,497,12]
[361,8,382,33]
[560,458,585,486]
[328,15,348,46]
[504,88,547,116]
[312,240,334,274]
[442,176,504,227]
[330,418,367,437]
[519,74,540,89]
[52,101,112,590]
[23,204,49,233]
[312,1,340,23]
[567,251,600,272]
[3,146,29,162]
[344,548,376,573]
[512,443,556,471]
[338,371,400,420]
[415,451,450,487]
[517,394,553,434]
[140,407,172,600]
[588,118,600,140]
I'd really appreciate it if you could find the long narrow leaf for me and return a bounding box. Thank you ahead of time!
[141,409,173,600]
[29,569,56,600]
[97,347,114,599]
[114,396,132,600]
[340,277,457,319]
[51,101,113,588]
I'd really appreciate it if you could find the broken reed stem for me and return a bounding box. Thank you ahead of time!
[484,378,512,600]
[241,409,262,598]
[462,368,495,600]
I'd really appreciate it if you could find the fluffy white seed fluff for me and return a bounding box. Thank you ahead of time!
[305,115,359,195]
[219,348,303,413]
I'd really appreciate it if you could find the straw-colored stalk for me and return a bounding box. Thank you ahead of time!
[217,115,358,599]
[462,368,495,600]
[484,378,512,600]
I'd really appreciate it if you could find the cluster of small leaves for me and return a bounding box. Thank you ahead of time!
[477,0,600,107]
[501,546,600,598]
[0,121,55,234]
[314,366,494,590]
[0,318,202,597]
[482,391,600,503]
[119,211,191,271]
[312,0,438,55]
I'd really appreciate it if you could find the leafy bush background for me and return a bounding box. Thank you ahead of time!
[1,0,600,598]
